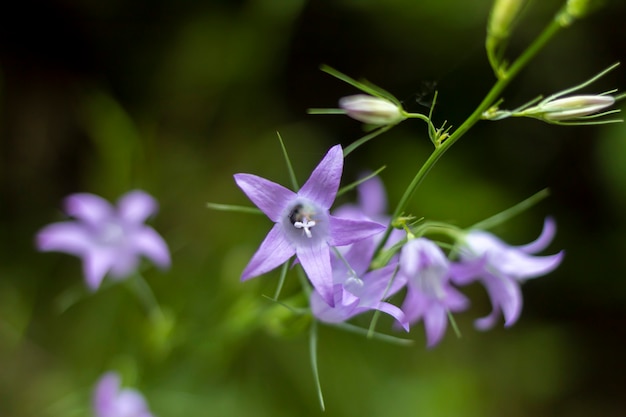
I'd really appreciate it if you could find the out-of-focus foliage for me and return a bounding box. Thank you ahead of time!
[1,0,625,416]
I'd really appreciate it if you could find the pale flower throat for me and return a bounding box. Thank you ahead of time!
[289,203,317,238]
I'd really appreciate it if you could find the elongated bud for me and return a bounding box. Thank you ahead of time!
[486,0,527,77]
[487,0,527,41]
[566,0,592,19]
[531,95,615,121]
[339,94,406,126]
[558,0,593,26]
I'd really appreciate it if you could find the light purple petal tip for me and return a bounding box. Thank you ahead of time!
[131,227,172,269]
[36,222,93,255]
[241,224,295,280]
[84,250,117,291]
[327,215,384,247]
[64,193,114,225]
[234,173,296,222]
[299,145,343,209]
[517,216,557,253]
[374,301,409,331]
[118,190,158,224]
[423,303,448,348]
[500,250,565,280]
[480,274,523,330]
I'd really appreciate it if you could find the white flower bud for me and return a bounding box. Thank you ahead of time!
[525,95,615,121]
[339,94,406,125]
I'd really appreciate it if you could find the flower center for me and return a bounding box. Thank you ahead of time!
[289,203,317,238]
[97,221,126,246]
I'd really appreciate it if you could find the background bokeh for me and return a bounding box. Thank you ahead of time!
[1,0,626,416]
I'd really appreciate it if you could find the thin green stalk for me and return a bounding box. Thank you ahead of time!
[309,320,325,411]
[373,9,565,259]
[344,125,394,157]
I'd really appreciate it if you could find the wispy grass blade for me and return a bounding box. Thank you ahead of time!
[206,203,262,215]
[277,132,299,190]
[469,188,550,230]
[309,320,325,411]
[337,166,386,197]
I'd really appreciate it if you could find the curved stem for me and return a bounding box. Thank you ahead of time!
[373,10,565,259]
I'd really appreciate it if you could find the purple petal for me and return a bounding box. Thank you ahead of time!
[423,302,448,348]
[298,145,343,209]
[352,263,404,302]
[341,238,377,276]
[479,274,523,329]
[357,173,387,218]
[64,193,114,226]
[108,250,140,279]
[117,190,158,224]
[327,215,384,247]
[449,256,488,286]
[400,286,424,325]
[115,390,151,416]
[241,224,295,280]
[234,174,296,222]
[297,242,334,307]
[474,307,502,331]
[445,286,470,311]
[36,222,94,255]
[517,217,557,253]
[84,249,118,290]
[94,372,120,417]
[365,301,409,331]
[129,227,171,269]
[498,251,564,280]
[310,285,359,323]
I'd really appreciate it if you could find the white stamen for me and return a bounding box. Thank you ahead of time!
[294,218,316,238]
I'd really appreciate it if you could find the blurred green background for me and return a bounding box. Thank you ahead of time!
[1,0,626,416]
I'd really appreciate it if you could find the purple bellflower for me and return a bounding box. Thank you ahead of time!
[36,190,171,291]
[452,217,564,330]
[310,238,409,330]
[398,238,469,347]
[93,371,154,417]
[234,145,385,307]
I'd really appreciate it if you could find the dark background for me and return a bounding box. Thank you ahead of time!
[1,0,625,416]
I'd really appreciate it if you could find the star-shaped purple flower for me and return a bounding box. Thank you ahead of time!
[234,145,385,306]
[398,238,469,347]
[36,190,171,291]
[452,217,564,330]
[93,371,154,417]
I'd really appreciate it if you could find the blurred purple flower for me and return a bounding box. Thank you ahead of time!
[234,145,384,307]
[93,371,154,417]
[452,217,564,330]
[36,190,170,290]
[398,238,469,347]
[310,238,408,330]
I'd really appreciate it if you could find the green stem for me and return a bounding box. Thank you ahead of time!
[343,125,394,157]
[373,9,565,258]
[126,273,164,322]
